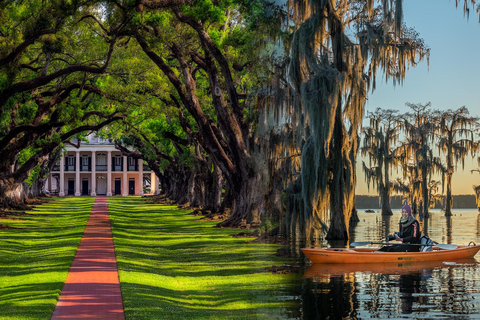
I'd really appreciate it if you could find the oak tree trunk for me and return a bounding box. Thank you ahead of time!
[217,170,264,228]
[0,176,30,210]
[203,163,223,213]
[188,166,205,208]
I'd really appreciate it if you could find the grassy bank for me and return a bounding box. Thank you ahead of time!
[108,197,301,320]
[0,197,94,320]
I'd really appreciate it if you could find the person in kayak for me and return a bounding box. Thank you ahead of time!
[378,204,421,252]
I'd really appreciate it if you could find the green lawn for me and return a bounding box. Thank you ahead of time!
[108,197,301,320]
[0,197,94,320]
[0,197,301,319]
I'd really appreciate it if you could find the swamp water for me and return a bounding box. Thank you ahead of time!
[293,209,480,319]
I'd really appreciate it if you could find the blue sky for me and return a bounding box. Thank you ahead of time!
[366,0,480,115]
[357,0,480,195]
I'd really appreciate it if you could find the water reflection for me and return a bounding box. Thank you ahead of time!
[382,214,392,239]
[299,209,480,319]
[446,216,452,244]
[302,260,480,319]
[303,259,469,276]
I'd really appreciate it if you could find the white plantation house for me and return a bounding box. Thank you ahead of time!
[46,135,159,197]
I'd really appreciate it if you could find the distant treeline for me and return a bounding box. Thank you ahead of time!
[356,195,478,210]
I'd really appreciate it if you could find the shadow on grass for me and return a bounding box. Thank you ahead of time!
[0,197,95,319]
[0,282,65,319]
[108,197,302,320]
[120,281,301,320]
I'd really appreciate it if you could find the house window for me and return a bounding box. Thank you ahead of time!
[66,156,75,171]
[81,155,91,171]
[127,157,138,171]
[113,156,123,171]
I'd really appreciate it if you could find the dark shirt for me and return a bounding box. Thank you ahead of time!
[398,218,421,244]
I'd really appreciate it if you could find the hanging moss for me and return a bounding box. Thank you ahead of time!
[361,108,402,215]
[276,0,429,240]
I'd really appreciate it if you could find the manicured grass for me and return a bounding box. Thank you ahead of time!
[0,197,94,320]
[108,197,301,320]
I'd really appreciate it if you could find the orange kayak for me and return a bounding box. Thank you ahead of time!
[302,244,480,264]
[303,258,477,277]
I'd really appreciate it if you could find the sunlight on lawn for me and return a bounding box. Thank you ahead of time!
[108,197,300,320]
[0,197,94,320]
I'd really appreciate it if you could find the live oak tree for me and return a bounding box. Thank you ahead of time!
[0,1,125,208]
[87,23,208,207]
[99,9,227,213]
[0,0,280,226]
[112,107,224,213]
[129,1,280,227]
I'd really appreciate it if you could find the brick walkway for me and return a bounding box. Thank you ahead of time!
[51,196,125,320]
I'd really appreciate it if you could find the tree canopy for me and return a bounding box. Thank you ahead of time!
[2,0,480,242]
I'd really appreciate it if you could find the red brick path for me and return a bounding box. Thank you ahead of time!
[51,196,125,320]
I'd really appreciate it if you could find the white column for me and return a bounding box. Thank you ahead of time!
[48,174,52,193]
[151,172,158,195]
[59,151,65,196]
[91,151,96,196]
[107,151,112,196]
[122,155,128,196]
[138,159,144,196]
[75,151,80,196]
[44,176,49,193]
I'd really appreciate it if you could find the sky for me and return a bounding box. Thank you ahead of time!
[357,0,480,195]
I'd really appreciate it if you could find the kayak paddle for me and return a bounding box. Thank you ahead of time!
[350,241,458,250]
